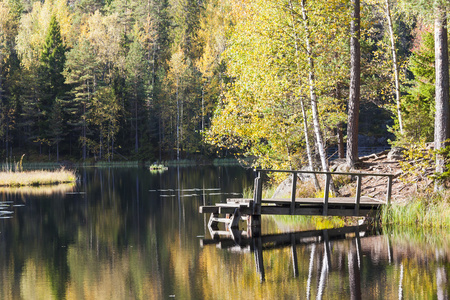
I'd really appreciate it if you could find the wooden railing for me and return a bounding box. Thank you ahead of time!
[253,169,393,216]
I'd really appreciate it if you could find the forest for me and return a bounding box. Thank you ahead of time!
[0,0,444,168]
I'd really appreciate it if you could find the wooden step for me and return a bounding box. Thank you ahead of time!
[199,206,219,214]
[210,217,232,223]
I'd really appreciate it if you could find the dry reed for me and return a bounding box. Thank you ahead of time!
[0,169,76,187]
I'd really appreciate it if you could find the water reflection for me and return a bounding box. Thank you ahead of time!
[0,183,75,196]
[202,225,372,289]
[0,167,448,299]
[201,223,449,299]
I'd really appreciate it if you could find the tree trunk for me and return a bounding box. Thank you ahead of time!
[385,0,403,134]
[99,134,103,160]
[83,102,86,161]
[346,0,361,168]
[434,7,450,191]
[335,83,345,159]
[300,0,329,173]
[202,82,205,132]
[288,0,320,190]
[300,96,321,190]
[135,90,139,153]
[176,77,180,161]
[338,124,345,158]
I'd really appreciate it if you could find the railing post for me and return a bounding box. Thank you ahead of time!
[386,175,393,205]
[323,173,331,216]
[290,172,297,215]
[355,175,362,215]
[253,171,262,215]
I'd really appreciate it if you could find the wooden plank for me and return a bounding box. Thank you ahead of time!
[260,206,377,217]
[219,206,252,215]
[228,196,384,205]
[228,198,252,204]
[266,196,383,205]
[253,174,262,215]
[290,172,297,215]
[386,175,393,205]
[210,217,232,223]
[230,208,241,229]
[256,168,393,177]
[216,203,244,207]
[355,175,362,215]
[199,206,219,214]
[323,173,331,216]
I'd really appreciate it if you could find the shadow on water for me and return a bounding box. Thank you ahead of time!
[0,166,448,299]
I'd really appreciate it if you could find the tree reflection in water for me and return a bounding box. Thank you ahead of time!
[0,167,447,299]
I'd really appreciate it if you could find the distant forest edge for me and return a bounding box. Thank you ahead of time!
[0,0,441,167]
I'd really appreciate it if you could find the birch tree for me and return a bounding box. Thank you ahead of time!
[384,0,403,134]
[346,0,361,168]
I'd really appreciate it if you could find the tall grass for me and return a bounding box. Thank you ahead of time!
[0,169,77,187]
[242,185,277,199]
[381,192,450,228]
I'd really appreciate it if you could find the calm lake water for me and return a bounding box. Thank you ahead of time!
[0,166,448,299]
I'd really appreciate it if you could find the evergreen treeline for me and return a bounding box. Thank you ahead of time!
[0,0,447,168]
[0,0,226,161]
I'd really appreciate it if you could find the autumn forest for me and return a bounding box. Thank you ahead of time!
[0,0,443,167]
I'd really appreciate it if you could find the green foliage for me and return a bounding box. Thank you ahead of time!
[0,0,449,169]
[398,142,433,183]
[396,30,435,144]
[206,0,350,170]
[39,15,67,147]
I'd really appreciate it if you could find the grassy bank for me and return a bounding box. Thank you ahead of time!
[0,169,77,187]
[381,192,450,228]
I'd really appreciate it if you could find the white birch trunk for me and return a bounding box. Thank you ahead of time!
[385,0,403,134]
[300,0,329,173]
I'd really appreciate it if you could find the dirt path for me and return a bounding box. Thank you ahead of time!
[334,150,433,203]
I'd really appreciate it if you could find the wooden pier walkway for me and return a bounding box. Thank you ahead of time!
[199,169,393,232]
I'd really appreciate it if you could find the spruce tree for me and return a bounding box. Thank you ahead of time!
[39,15,67,151]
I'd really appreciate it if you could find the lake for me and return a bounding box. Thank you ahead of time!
[0,166,448,299]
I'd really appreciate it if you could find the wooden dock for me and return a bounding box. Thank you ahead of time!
[199,169,393,232]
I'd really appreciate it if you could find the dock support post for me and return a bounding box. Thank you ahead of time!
[250,171,262,227]
[253,172,262,215]
[323,173,331,216]
[386,175,393,205]
[355,175,362,216]
[290,172,297,215]
[229,208,241,229]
